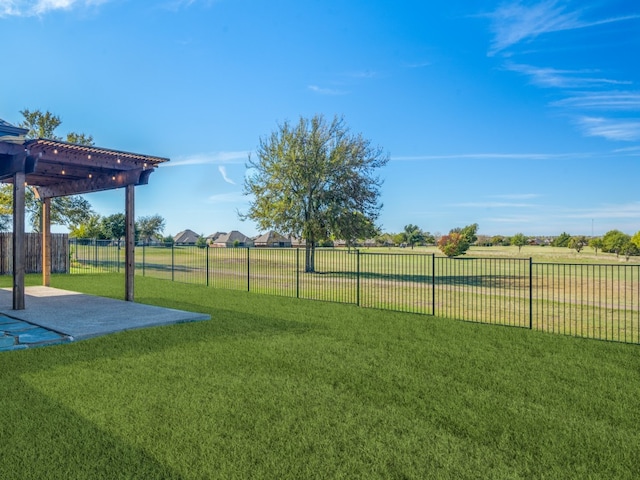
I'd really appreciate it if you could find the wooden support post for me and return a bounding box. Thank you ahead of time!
[42,197,51,287]
[13,171,25,310]
[125,184,135,301]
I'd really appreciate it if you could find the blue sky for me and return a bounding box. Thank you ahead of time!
[1,0,639,238]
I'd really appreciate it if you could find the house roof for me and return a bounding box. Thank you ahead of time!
[206,232,226,241]
[174,229,200,243]
[254,231,290,244]
[214,230,252,244]
[0,118,28,143]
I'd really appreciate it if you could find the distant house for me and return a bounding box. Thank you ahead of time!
[211,230,254,248]
[206,232,226,245]
[289,236,306,247]
[174,229,200,245]
[254,231,292,248]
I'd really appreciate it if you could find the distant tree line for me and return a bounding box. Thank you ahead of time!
[70,213,167,245]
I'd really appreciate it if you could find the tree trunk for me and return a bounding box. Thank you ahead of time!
[305,241,315,272]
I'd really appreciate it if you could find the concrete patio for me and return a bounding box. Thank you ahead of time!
[0,286,210,351]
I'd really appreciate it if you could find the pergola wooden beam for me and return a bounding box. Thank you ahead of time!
[35,168,148,199]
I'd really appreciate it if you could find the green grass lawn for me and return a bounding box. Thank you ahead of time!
[2,273,639,479]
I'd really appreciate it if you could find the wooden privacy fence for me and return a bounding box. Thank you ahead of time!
[0,233,69,274]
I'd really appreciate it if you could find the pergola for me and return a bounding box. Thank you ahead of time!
[0,120,168,310]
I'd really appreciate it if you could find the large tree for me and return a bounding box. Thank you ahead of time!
[136,214,165,244]
[511,233,528,252]
[69,214,105,239]
[243,114,388,272]
[400,224,425,249]
[101,213,126,242]
[588,237,603,255]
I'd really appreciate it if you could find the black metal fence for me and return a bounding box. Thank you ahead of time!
[69,240,640,345]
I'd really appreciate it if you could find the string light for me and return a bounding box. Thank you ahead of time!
[53,149,58,154]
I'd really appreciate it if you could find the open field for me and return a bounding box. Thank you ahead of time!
[1,273,639,479]
[70,243,640,344]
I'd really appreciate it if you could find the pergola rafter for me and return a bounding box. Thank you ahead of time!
[0,131,169,310]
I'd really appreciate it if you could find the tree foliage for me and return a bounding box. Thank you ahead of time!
[19,108,94,145]
[511,233,528,252]
[101,213,126,241]
[437,232,469,257]
[632,231,640,249]
[602,230,630,256]
[196,234,207,249]
[458,223,479,245]
[136,214,165,244]
[19,109,62,140]
[551,232,571,247]
[588,237,603,255]
[621,241,639,261]
[400,224,424,249]
[69,214,105,239]
[438,224,477,257]
[243,114,388,272]
[569,235,588,253]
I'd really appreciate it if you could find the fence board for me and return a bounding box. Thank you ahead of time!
[0,233,69,274]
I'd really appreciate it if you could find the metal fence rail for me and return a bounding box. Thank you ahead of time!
[68,240,640,345]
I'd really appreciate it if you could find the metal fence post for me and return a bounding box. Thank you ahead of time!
[171,242,175,282]
[529,257,533,329]
[247,247,250,292]
[206,245,210,287]
[296,248,300,298]
[432,254,436,316]
[356,249,360,306]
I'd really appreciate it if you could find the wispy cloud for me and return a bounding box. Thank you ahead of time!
[160,0,217,12]
[486,0,640,56]
[448,202,537,208]
[613,146,640,154]
[403,61,431,69]
[391,152,592,161]
[489,193,542,200]
[552,91,640,110]
[308,85,348,96]
[0,0,110,16]
[564,202,640,220]
[505,63,631,89]
[218,166,236,185]
[344,70,378,79]
[576,116,640,141]
[165,151,249,168]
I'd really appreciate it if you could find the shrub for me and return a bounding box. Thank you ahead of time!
[437,232,469,257]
